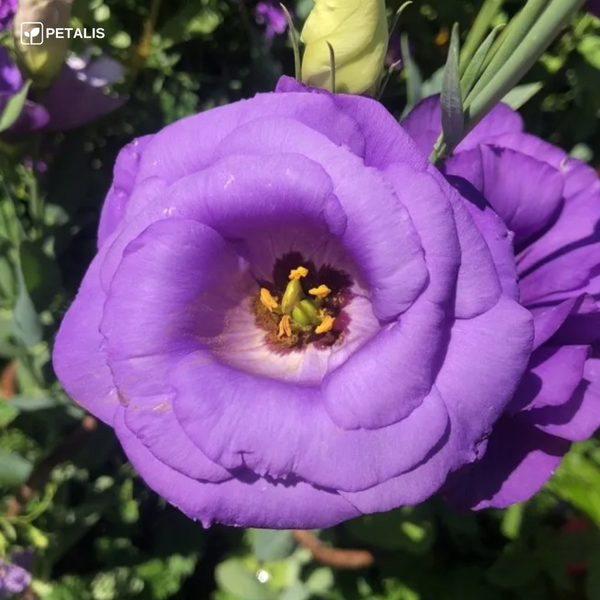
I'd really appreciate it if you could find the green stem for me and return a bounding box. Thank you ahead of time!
[460,0,505,75]
[465,0,548,105]
[465,0,585,136]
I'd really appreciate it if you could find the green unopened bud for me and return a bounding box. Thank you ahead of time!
[301,0,388,95]
[13,0,75,88]
[281,279,303,315]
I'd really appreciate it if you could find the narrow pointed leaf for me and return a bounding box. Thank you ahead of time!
[461,25,505,97]
[501,81,543,109]
[0,81,32,133]
[440,23,464,152]
[281,4,302,81]
[401,33,423,115]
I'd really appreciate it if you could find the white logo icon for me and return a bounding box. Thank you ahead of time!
[21,22,44,45]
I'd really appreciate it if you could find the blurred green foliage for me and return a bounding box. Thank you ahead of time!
[1,0,600,598]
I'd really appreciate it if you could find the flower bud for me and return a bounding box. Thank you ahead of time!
[300,0,388,95]
[12,0,75,88]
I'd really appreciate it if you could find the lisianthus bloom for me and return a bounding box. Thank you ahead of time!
[0,555,31,597]
[0,0,17,31]
[0,47,124,134]
[254,1,288,39]
[301,0,388,95]
[403,96,600,508]
[53,76,533,528]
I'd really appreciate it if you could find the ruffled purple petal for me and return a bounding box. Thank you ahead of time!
[98,135,154,248]
[114,407,360,529]
[446,145,565,248]
[52,254,118,425]
[509,345,590,412]
[443,415,570,509]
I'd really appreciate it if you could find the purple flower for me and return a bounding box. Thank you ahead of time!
[255,1,288,38]
[587,0,600,17]
[0,0,17,31]
[403,96,600,508]
[52,76,533,529]
[0,556,31,597]
[0,46,124,134]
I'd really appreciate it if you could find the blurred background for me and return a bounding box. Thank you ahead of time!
[1,1,600,598]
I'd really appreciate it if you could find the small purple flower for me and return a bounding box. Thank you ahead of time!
[255,1,288,38]
[0,556,31,598]
[53,76,533,529]
[0,46,124,135]
[587,0,600,17]
[0,0,17,31]
[403,96,600,508]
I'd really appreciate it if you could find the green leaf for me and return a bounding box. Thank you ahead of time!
[578,35,600,70]
[12,267,43,347]
[346,507,434,554]
[0,81,32,133]
[250,529,295,562]
[6,394,57,411]
[501,503,525,540]
[0,448,33,486]
[135,555,197,600]
[401,33,423,115]
[440,23,464,151]
[306,567,334,593]
[19,240,62,312]
[461,25,504,98]
[215,559,277,600]
[501,82,543,109]
[546,447,600,529]
[0,401,19,426]
[487,542,542,588]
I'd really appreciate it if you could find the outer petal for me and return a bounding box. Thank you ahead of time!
[401,95,523,157]
[508,345,590,412]
[524,380,600,442]
[517,173,600,305]
[342,296,534,513]
[52,253,118,425]
[114,408,360,529]
[98,135,153,248]
[172,357,450,493]
[102,217,246,482]
[447,175,519,299]
[446,146,565,248]
[443,415,570,509]
[275,76,428,172]
[134,90,369,185]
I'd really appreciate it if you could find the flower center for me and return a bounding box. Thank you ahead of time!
[253,252,352,351]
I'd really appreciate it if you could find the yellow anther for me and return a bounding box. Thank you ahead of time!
[278,315,293,339]
[260,288,278,312]
[289,266,309,281]
[309,284,331,299]
[315,315,335,335]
